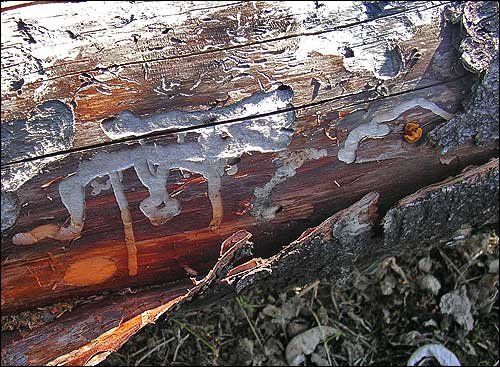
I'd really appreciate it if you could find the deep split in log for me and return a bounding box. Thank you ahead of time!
[1,1,498,365]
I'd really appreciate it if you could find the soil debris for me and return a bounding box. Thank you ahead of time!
[101,228,498,366]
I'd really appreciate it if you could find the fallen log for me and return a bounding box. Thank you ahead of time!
[2,158,498,366]
[1,1,498,365]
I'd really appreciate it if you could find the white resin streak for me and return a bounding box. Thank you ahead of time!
[337,97,453,164]
[252,148,327,221]
[12,88,297,276]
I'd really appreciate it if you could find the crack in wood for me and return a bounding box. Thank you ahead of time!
[2,77,465,168]
[1,2,447,88]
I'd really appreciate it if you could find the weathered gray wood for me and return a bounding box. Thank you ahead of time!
[1,1,441,89]
[3,79,491,313]
[2,2,452,162]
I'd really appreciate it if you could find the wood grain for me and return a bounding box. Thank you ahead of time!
[0,0,495,318]
[2,79,496,312]
[1,2,498,366]
[3,158,497,366]
[2,2,453,162]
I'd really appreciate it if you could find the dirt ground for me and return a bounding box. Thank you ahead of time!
[102,228,499,366]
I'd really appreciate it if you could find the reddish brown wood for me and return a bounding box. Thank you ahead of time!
[3,158,497,365]
[2,230,254,366]
[3,79,495,313]
[2,2,454,157]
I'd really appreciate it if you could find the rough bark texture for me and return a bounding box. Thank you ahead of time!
[1,1,499,366]
[383,158,499,249]
[430,1,499,152]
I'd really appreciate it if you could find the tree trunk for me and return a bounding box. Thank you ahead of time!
[1,1,498,365]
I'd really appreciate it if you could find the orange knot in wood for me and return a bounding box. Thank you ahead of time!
[403,122,423,143]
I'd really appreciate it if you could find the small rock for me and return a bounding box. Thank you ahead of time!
[418,257,433,273]
[440,285,474,331]
[417,274,442,296]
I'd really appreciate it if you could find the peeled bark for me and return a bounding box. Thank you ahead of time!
[1,1,498,365]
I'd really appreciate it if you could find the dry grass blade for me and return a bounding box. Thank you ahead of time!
[102,228,498,366]
[237,299,264,349]
[135,337,174,366]
[172,319,218,358]
[309,305,333,366]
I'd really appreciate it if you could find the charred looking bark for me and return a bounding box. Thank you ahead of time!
[430,1,499,152]
[206,159,500,303]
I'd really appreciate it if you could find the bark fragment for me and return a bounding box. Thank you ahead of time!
[383,158,499,249]
[430,2,499,152]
